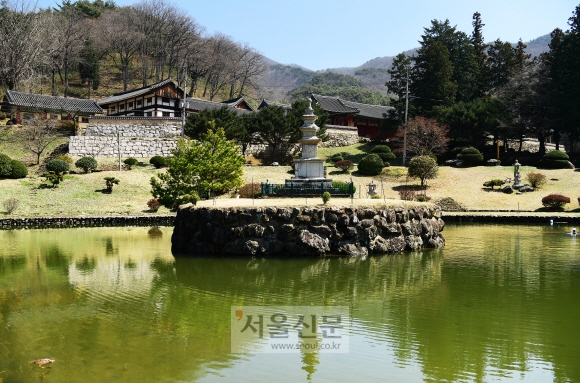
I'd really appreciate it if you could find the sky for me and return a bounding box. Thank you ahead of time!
[37,0,579,71]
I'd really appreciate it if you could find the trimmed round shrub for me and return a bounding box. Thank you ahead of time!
[75,156,98,173]
[10,160,28,179]
[56,155,73,165]
[457,147,483,166]
[322,191,331,204]
[46,159,70,174]
[0,111,7,120]
[329,153,344,162]
[541,194,570,209]
[334,159,354,173]
[0,153,13,177]
[371,145,392,153]
[150,156,168,168]
[358,154,384,175]
[539,150,570,169]
[377,151,396,163]
[124,157,139,169]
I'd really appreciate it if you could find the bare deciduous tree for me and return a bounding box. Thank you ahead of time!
[0,0,51,90]
[20,118,60,165]
[101,7,144,91]
[395,116,449,157]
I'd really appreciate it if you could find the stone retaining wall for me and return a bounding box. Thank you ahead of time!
[69,136,178,157]
[172,205,445,257]
[0,215,175,229]
[321,125,359,148]
[85,123,181,138]
[71,120,359,158]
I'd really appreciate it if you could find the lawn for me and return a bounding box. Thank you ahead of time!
[1,142,580,217]
[241,164,580,212]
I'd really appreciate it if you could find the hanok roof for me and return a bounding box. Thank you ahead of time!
[4,90,103,114]
[311,94,359,114]
[221,96,255,111]
[257,99,291,110]
[311,94,393,119]
[341,100,394,120]
[98,78,183,106]
[186,98,252,116]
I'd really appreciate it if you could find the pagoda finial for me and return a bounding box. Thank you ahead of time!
[307,98,314,115]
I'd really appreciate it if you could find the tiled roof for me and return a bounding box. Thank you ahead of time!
[341,100,394,120]
[98,79,182,105]
[186,98,252,116]
[222,96,255,111]
[5,90,103,114]
[258,99,291,110]
[311,94,359,114]
[311,94,393,119]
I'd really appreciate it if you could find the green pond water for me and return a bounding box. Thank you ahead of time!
[0,224,579,383]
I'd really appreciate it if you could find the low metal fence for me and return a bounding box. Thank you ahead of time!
[261,182,354,197]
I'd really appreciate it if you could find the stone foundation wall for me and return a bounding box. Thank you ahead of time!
[69,136,178,157]
[321,126,359,148]
[172,205,445,257]
[85,123,181,138]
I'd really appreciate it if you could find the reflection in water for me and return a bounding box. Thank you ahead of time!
[0,224,579,382]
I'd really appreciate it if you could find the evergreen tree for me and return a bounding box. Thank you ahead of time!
[417,19,479,103]
[150,129,244,208]
[551,6,580,151]
[411,39,457,114]
[513,39,532,71]
[487,39,516,90]
[470,12,489,96]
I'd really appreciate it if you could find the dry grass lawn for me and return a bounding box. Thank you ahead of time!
[1,152,580,217]
[240,164,580,212]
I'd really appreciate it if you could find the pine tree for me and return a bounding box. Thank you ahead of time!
[411,40,457,114]
[470,12,489,96]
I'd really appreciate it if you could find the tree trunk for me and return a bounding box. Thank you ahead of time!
[538,133,546,156]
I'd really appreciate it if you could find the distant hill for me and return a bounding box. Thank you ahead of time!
[257,34,550,103]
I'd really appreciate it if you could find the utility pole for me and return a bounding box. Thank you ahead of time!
[402,68,409,167]
[180,73,188,137]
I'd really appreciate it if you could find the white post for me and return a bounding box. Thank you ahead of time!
[117,128,121,171]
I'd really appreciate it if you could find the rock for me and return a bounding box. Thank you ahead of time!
[501,186,514,194]
[344,227,358,238]
[311,225,333,237]
[277,208,293,221]
[567,161,575,169]
[278,224,296,241]
[486,159,501,166]
[243,223,266,238]
[405,235,423,250]
[297,230,329,255]
[296,215,311,224]
[518,185,535,192]
[337,242,368,257]
[271,162,279,166]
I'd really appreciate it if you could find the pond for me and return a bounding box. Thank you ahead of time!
[0,223,579,382]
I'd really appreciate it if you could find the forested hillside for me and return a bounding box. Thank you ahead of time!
[0,0,268,104]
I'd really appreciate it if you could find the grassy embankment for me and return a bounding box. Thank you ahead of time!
[1,139,580,217]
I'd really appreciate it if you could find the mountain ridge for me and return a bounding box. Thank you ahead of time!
[257,33,551,102]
